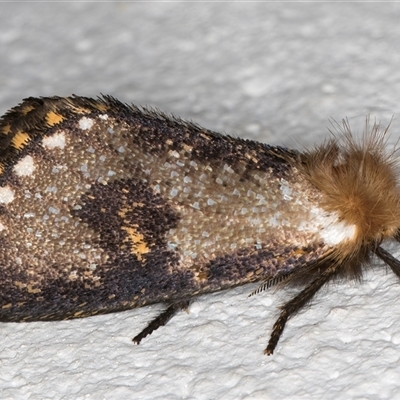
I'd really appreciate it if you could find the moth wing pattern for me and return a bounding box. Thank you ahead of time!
[2,95,399,355]
[0,95,328,320]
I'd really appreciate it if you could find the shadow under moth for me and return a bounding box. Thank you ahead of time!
[0,95,399,355]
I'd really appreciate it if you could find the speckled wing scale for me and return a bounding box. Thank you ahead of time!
[2,96,400,355]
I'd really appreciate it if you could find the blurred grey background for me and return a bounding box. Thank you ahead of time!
[1,3,400,400]
[2,3,399,146]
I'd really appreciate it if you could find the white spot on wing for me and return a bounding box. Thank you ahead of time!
[169,150,180,158]
[0,186,15,204]
[301,207,356,246]
[14,155,35,177]
[42,132,66,149]
[319,214,356,246]
[79,117,94,130]
[280,180,293,201]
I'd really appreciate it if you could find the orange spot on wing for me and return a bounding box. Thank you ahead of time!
[46,111,64,126]
[122,226,150,261]
[1,124,11,135]
[11,131,30,150]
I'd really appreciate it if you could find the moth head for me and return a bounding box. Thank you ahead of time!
[299,118,400,256]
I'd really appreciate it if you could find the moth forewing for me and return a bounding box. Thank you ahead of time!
[0,96,399,355]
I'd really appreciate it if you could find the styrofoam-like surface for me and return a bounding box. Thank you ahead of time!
[1,3,400,399]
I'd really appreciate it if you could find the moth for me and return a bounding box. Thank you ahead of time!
[0,95,399,355]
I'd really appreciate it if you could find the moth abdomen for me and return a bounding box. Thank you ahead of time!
[0,96,399,355]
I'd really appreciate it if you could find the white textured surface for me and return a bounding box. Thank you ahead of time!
[1,3,400,399]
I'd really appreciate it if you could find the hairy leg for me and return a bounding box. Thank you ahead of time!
[133,299,191,344]
[265,265,337,355]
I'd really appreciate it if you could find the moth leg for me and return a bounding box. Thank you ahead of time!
[265,266,337,355]
[132,299,190,344]
[374,246,400,279]
[249,273,292,297]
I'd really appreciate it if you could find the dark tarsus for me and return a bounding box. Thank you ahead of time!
[133,299,191,345]
[132,246,400,355]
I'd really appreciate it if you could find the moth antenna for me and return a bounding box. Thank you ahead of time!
[248,274,291,297]
[265,259,338,355]
[133,300,190,344]
[374,246,400,280]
